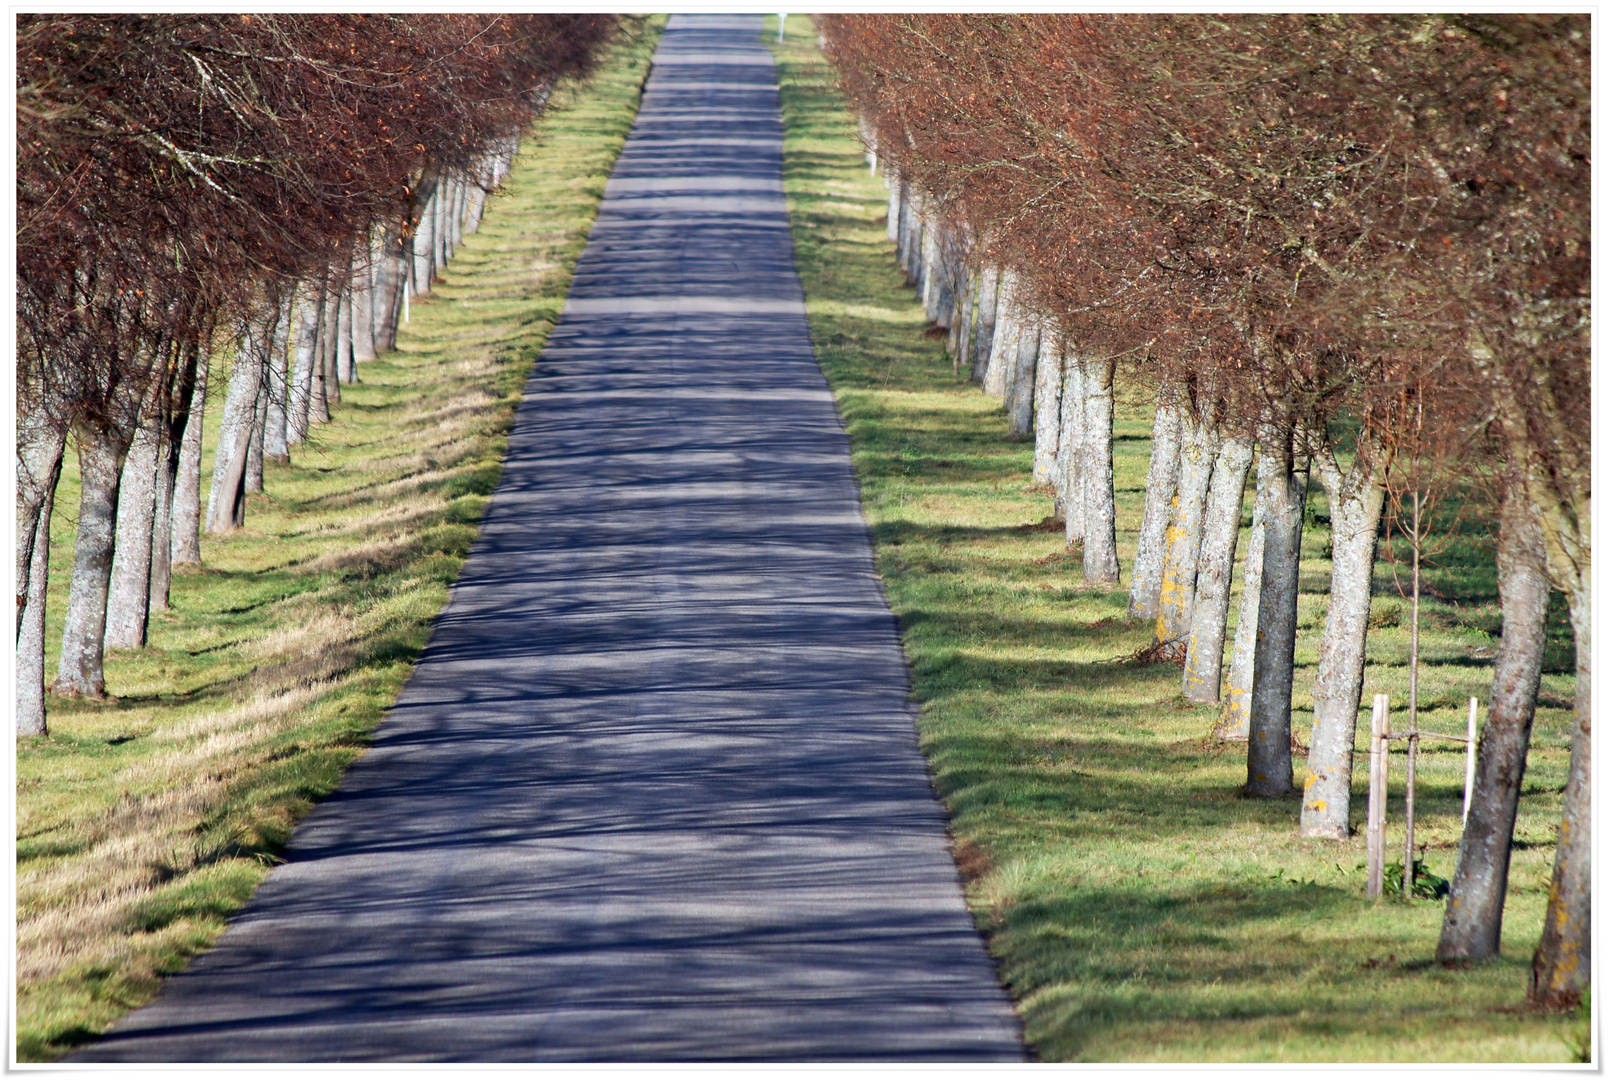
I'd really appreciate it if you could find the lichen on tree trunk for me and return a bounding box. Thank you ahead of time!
[16,410,66,735]
[1129,399,1182,620]
[1218,469,1266,740]
[1183,435,1252,702]
[103,414,161,649]
[1057,353,1085,537]
[1299,439,1388,837]
[1438,474,1548,961]
[170,347,209,566]
[1153,408,1219,645]
[1032,327,1063,486]
[1079,355,1119,584]
[54,425,128,698]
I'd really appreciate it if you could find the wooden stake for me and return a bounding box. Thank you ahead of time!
[1463,697,1478,825]
[1366,693,1389,899]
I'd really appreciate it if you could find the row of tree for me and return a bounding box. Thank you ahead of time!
[17,18,615,730]
[821,14,1588,1008]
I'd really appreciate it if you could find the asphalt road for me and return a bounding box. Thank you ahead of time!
[71,14,1025,1062]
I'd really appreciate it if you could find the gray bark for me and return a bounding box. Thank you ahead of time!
[16,414,67,735]
[983,271,1018,400]
[413,186,437,296]
[1129,400,1184,620]
[171,347,209,566]
[465,164,490,236]
[971,266,1001,383]
[264,296,291,464]
[150,333,204,605]
[1438,476,1549,960]
[371,225,404,354]
[1183,435,1252,701]
[885,166,901,243]
[207,316,270,534]
[1246,428,1307,798]
[54,425,127,698]
[1153,410,1220,644]
[914,208,932,299]
[895,180,917,280]
[149,432,176,613]
[434,177,450,269]
[1299,442,1388,838]
[321,283,342,406]
[1031,327,1064,486]
[1006,321,1040,439]
[1530,593,1590,1007]
[336,284,355,384]
[352,238,378,366]
[1218,468,1266,739]
[1080,355,1119,584]
[921,223,952,325]
[245,375,268,495]
[289,287,321,443]
[946,264,971,360]
[1056,353,1085,534]
[103,414,160,649]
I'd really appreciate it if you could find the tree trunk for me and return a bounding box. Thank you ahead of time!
[1080,355,1120,585]
[885,165,901,243]
[371,225,404,354]
[336,281,355,384]
[321,283,342,406]
[103,415,160,649]
[1218,468,1266,740]
[170,346,209,566]
[1154,410,1220,645]
[16,415,67,736]
[1530,595,1590,1007]
[206,317,269,534]
[1438,474,1549,961]
[149,432,176,613]
[1246,428,1307,798]
[289,287,322,442]
[54,425,127,698]
[1006,320,1040,439]
[449,175,465,253]
[1056,353,1085,535]
[352,239,378,367]
[983,271,1018,400]
[1300,442,1388,838]
[434,177,451,269]
[971,266,1001,383]
[244,377,268,494]
[895,180,917,280]
[264,296,291,464]
[1032,327,1064,486]
[946,263,971,363]
[1129,400,1184,619]
[1183,436,1252,702]
[414,187,437,296]
[465,172,490,236]
[922,224,953,326]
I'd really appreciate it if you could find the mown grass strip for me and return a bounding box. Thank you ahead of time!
[769,15,1576,1063]
[15,18,665,1061]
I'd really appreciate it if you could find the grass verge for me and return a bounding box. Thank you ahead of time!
[14,17,665,1061]
[769,15,1577,1063]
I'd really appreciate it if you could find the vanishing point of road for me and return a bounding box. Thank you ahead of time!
[73,15,1025,1062]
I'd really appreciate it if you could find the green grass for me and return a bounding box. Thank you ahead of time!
[14,17,665,1062]
[769,15,1578,1063]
